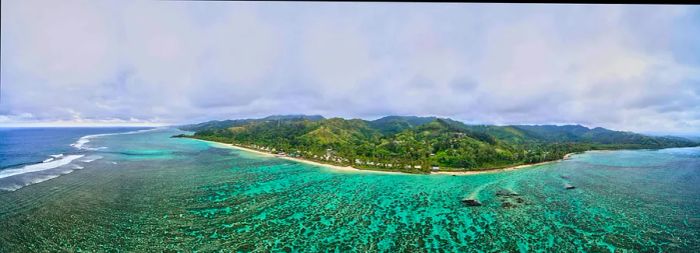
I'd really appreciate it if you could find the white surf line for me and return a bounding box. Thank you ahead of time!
[71,127,161,150]
[0,155,85,179]
[0,174,63,191]
[79,155,104,163]
[41,154,66,163]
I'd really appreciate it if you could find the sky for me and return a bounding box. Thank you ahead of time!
[1,2,699,135]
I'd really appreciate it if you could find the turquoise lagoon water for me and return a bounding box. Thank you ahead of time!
[0,128,699,251]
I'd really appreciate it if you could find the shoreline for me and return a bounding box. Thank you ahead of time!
[432,153,574,176]
[192,138,575,176]
[196,139,404,175]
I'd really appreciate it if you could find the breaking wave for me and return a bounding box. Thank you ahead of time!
[0,127,160,191]
[79,155,103,163]
[0,155,86,191]
[70,128,157,150]
[0,155,85,179]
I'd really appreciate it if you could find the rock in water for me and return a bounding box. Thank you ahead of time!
[495,189,520,197]
[461,198,482,206]
[501,202,515,208]
[565,184,576,190]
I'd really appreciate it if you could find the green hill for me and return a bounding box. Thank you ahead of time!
[368,116,437,135]
[178,115,698,173]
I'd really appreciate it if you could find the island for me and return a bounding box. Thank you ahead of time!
[176,115,698,174]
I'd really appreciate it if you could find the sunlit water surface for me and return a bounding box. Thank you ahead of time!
[1,128,698,252]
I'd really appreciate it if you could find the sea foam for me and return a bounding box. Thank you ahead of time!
[70,128,158,150]
[0,155,88,191]
[42,154,64,163]
[0,155,85,179]
[0,128,160,191]
[0,174,62,191]
[79,155,103,163]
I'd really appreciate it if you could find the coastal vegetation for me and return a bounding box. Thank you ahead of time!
[178,115,698,173]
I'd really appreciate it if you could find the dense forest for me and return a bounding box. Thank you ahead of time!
[177,115,698,173]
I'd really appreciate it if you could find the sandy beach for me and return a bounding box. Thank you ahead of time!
[431,154,573,176]
[195,138,575,176]
[196,139,403,175]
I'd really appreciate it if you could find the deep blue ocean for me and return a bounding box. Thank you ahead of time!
[0,127,152,191]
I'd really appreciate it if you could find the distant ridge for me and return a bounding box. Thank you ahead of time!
[261,115,325,121]
[368,116,437,135]
[180,114,324,132]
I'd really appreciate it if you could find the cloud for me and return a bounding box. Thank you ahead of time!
[1,2,699,134]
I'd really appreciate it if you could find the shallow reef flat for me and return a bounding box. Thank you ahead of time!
[1,129,699,252]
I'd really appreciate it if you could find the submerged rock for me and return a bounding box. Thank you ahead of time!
[495,189,520,197]
[501,202,515,208]
[461,198,482,206]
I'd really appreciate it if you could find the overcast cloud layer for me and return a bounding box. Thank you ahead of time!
[1,2,699,134]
